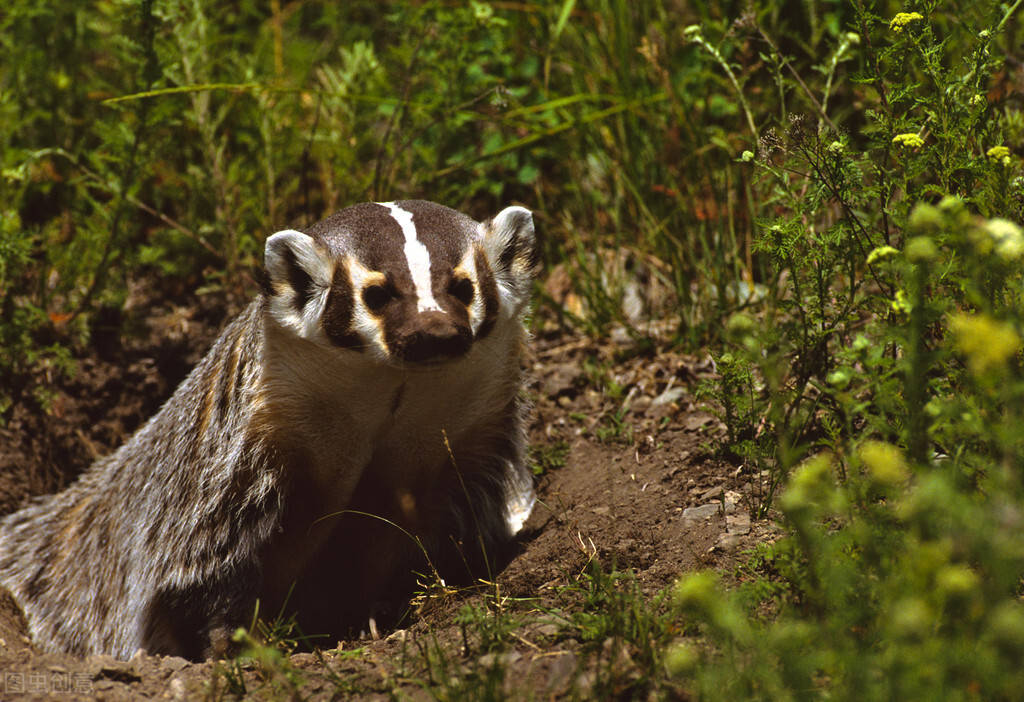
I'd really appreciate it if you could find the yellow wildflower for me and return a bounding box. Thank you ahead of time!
[985,218,1024,260]
[906,236,938,262]
[936,564,979,595]
[938,195,965,213]
[891,289,911,313]
[866,245,899,264]
[908,202,943,232]
[948,313,1021,376]
[987,145,1010,161]
[890,12,924,33]
[858,441,908,486]
[892,132,924,149]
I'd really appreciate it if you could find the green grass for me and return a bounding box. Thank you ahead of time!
[529,439,571,476]
[4,0,1024,699]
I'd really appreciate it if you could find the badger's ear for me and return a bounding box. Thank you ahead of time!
[264,229,332,335]
[477,206,538,309]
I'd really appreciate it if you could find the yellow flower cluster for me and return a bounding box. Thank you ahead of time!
[890,12,924,32]
[892,132,924,148]
[985,218,1024,260]
[987,145,1012,167]
[858,441,908,487]
[949,313,1021,376]
[866,245,899,264]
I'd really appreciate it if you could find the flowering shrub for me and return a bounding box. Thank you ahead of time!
[681,2,1024,699]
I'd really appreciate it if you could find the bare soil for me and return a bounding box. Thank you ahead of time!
[0,286,773,700]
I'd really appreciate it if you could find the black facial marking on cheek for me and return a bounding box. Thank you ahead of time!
[362,283,394,314]
[322,264,363,350]
[282,246,315,313]
[448,277,475,307]
[474,247,500,340]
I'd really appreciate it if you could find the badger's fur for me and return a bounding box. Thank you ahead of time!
[0,200,538,660]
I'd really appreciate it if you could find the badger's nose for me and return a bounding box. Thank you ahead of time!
[393,311,472,362]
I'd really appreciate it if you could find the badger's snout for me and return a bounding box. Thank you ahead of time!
[391,311,472,363]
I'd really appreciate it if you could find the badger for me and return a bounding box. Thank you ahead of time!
[0,200,538,660]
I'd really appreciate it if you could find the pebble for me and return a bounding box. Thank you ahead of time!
[168,676,186,701]
[161,656,189,672]
[681,503,719,521]
[650,386,686,408]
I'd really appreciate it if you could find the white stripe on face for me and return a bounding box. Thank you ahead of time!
[345,256,390,359]
[455,247,485,335]
[378,201,441,313]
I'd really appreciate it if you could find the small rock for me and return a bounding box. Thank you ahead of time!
[712,532,747,551]
[86,654,119,673]
[86,654,141,684]
[536,626,561,642]
[699,485,724,501]
[577,670,596,693]
[723,490,742,514]
[290,652,315,666]
[684,413,714,431]
[161,656,189,672]
[609,325,633,346]
[386,629,408,643]
[478,651,521,668]
[542,364,582,398]
[601,636,635,671]
[726,511,751,535]
[630,396,652,414]
[650,386,686,409]
[531,621,561,638]
[168,676,186,701]
[681,503,719,521]
[546,651,577,694]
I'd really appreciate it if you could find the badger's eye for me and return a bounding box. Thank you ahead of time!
[363,284,393,312]
[448,277,474,306]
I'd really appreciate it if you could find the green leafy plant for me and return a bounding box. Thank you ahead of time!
[673,2,1024,698]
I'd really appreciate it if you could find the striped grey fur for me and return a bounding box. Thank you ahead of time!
[0,200,537,659]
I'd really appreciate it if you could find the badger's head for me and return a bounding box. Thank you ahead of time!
[263,200,537,365]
